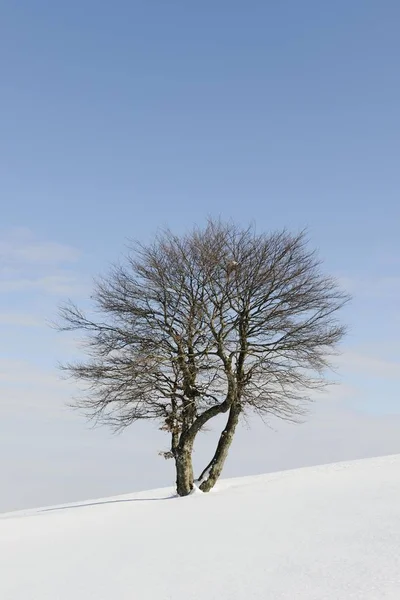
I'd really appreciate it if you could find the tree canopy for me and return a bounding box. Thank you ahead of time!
[58,220,349,495]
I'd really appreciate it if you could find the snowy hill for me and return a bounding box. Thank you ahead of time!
[1,454,400,599]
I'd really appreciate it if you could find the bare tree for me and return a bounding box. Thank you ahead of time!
[57,220,349,496]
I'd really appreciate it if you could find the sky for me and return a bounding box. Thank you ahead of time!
[1,0,400,512]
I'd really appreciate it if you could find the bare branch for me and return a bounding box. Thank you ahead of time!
[56,219,349,495]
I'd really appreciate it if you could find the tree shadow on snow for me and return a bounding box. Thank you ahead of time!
[39,494,176,513]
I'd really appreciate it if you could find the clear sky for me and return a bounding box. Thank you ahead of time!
[1,1,400,512]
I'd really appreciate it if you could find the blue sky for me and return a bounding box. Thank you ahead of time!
[1,1,400,511]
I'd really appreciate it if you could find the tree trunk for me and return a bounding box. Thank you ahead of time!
[173,399,231,497]
[175,444,194,497]
[199,405,241,493]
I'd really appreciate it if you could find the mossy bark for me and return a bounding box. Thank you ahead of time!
[175,444,194,496]
[199,406,241,493]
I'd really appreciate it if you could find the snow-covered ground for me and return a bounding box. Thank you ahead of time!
[1,454,400,599]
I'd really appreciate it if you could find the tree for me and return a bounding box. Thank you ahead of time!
[58,220,349,496]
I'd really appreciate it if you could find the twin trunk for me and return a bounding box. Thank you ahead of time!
[174,406,241,496]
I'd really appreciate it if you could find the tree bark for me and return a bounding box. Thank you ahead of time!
[174,399,232,496]
[175,443,194,497]
[199,405,241,493]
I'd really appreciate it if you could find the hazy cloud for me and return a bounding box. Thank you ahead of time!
[0,227,80,266]
[338,274,400,299]
[0,312,43,327]
[0,358,77,418]
[336,350,400,381]
[0,275,87,296]
[0,229,86,299]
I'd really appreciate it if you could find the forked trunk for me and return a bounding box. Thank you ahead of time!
[199,405,241,492]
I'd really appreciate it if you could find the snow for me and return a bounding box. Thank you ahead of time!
[1,454,400,599]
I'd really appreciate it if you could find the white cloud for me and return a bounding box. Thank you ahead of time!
[0,358,68,390]
[0,228,86,298]
[0,312,43,327]
[0,358,76,418]
[0,228,79,266]
[338,275,400,299]
[0,275,87,296]
[335,350,400,381]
